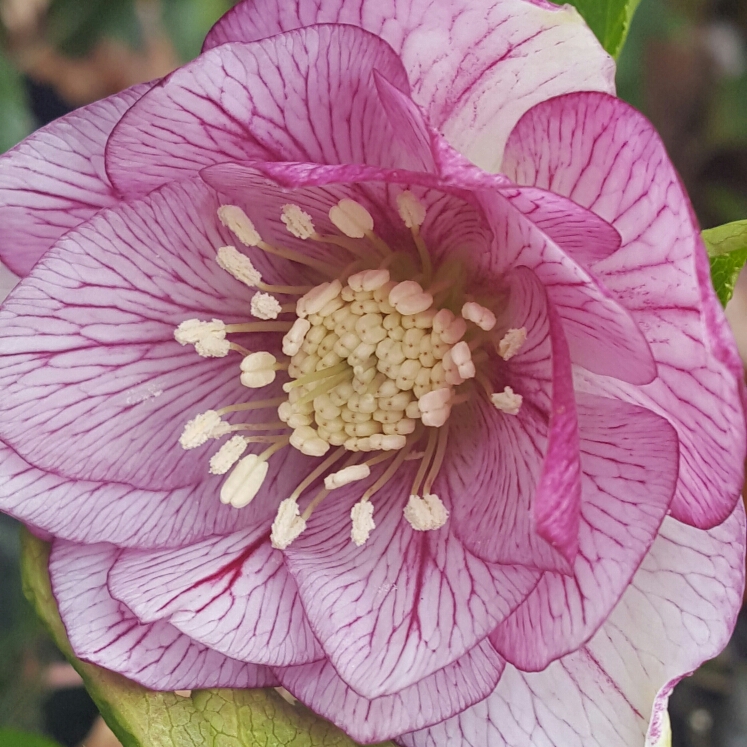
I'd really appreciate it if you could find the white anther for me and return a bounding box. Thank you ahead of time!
[380,434,407,450]
[216,245,262,287]
[325,464,371,490]
[220,453,269,508]
[498,327,527,361]
[441,350,465,386]
[271,498,307,549]
[179,410,226,449]
[251,292,282,320]
[329,198,374,238]
[388,280,433,316]
[461,301,496,331]
[347,268,391,293]
[209,435,248,475]
[450,340,476,380]
[175,319,225,345]
[491,386,523,415]
[283,318,311,356]
[440,317,467,345]
[297,279,342,317]
[195,335,231,358]
[350,500,375,546]
[396,190,427,228]
[281,204,315,239]
[217,205,261,246]
[418,387,453,427]
[240,351,277,388]
[290,425,331,457]
[404,493,449,531]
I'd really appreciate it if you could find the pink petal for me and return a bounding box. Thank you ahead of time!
[49,540,277,690]
[0,83,151,276]
[477,188,657,385]
[0,180,320,548]
[502,90,746,528]
[106,26,419,198]
[400,504,745,747]
[450,267,581,570]
[283,459,537,700]
[204,0,615,171]
[276,639,504,743]
[499,186,621,267]
[107,527,323,666]
[490,393,678,672]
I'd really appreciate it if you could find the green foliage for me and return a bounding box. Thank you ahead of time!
[0,729,62,747]
[20,529,394,747]
[702,220,747,307]
[0,52,34,152]
[550,0,642,58]
[161,0,235,61]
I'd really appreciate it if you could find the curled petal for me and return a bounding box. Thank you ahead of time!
[106,26,419,198]
[503,90,745,527]
[204,0,615,170]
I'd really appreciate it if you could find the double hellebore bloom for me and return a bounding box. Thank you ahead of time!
[0,0,745,745]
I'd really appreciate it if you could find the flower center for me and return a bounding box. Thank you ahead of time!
[175,192,527,549]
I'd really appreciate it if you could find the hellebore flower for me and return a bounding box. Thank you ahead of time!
[0,1,745,745]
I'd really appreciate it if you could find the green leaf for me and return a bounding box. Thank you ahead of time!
[0,729,63,747]
[20,529,394,747]
[0,51,34,152]
[702,220,747,307]
[549,0,642,58]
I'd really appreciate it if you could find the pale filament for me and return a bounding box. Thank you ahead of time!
[256,238,340,277]
[290,447,346,502]
[410,227,433,287]
[259,282,314,296]
[216,397,286,415]
[283,361,350,391]
[410,427,439,498]
[361,438,416,502]
[312,233,371,260]
[294,370,354,406]
[301,451,362,520]
[224,322,293,334]
[423,421,449,495]
[226,421,287,432]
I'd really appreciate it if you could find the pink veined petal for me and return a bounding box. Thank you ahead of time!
[399,504,746,747]
[0,83,151,277]
[275,639,505,744]
[477,188,657,386]
[502,90,746,528]
[49,540,278,690]
[0,178,306,490]
[498,186,621,267]
[107,527,323,667]
[203,0,615,171]
[106,26,421,199]
[450,267,581,571]
[490,393,679,672]
[0,437,286,549]
[283,457,537,700]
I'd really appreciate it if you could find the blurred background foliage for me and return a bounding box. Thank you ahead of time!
[0,0,745,745]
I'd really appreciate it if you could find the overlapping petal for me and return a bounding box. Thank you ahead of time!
[400,504,746,747]
[49,540,277,690]
[275,639,504,743]
[502,90,746,528]
[107,527,323,666]
[0,83,151,276]
[283,458,537,699]
[106,26,422,199]
[203,0,615,170]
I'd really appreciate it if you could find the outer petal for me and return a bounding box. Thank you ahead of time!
[107,527,323,666]
[0,83,150,276]
[490,394,678,672]
[502,90,746,528]
[0,179,320,548]
[204,0,615,171]
[450,267,581,571]
[106,26,419,198]
[399,504,746,747]
[283,458,537,700]
[49,540,277,690]
[276,639,505,744]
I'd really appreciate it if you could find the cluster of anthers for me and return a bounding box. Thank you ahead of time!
[175,191,527,550]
